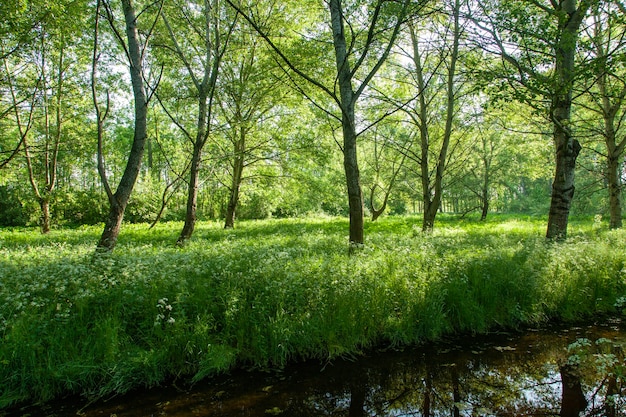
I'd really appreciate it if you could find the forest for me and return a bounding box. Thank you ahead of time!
[1,0,626,412]
[0,0,624,246]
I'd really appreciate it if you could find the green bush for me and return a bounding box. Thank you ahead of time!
[0,185,27,226]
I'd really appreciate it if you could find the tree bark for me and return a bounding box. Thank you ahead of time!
[607,152,622,229]
[39,198,51,234]
[330,0,364,246]
[598,53,625,229]
[178,142,202,243]
[97,0,148,251]
[224,150,244,229]
[546,0,588,240]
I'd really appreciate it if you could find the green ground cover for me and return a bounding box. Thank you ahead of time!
[1,215,625,408]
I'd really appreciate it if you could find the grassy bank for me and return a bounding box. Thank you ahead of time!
[1,215,625,408]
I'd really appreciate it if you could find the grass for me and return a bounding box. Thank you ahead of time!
[0,214,625,408]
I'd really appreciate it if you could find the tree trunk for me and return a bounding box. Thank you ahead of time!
[330,0,364,246]
[607,153,622,229]
[344,122,365,245]
[600,74,624,229]
[480,169,490,221]
[546,0,587,240]
[224,153,244,229]
[480,193,489,221]
[410,0,460,233]
[547,137,581,240]
[39,198,51,234]
[369,184,388,222]
[178,142,202,243]
[99,198,125,249]
[97,0,148,251]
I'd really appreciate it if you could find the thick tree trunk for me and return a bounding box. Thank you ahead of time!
[224,153,244,229]
[99,198,125,249]
[97,0,148,251]
[344,124,365,245]
[39,198,51,234]
[547,137,581,240]
[422,198,438,232]
[545,0,587,240]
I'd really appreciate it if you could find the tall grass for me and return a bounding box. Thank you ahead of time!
[0,215,624,408]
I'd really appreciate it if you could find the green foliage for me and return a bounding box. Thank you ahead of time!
[1,216,625,408]
[0,185,27,226]
[52,189,107,226]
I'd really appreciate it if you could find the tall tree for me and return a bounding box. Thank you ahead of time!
[472,0,593,239]
[94,0,157,250]
[577,0,626,229]
[396,0,465,231]
[1,0,88,232]
[217,21,287,229]
[227,0,413,247]
[156,0,236,244]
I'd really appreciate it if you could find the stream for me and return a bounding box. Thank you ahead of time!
[6,317,626,417]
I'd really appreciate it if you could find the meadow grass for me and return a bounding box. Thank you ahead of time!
[0,214,625,408]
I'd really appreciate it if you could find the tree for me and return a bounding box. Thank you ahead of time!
[93,0,157,250]
[472,0,593,239]
[1,0,89,232]
[217,25,288,229]
[227,0,413,246]
[365,124,407,221]
[156,0,236,244]
[395,0,465,231]
[576,0,626,228]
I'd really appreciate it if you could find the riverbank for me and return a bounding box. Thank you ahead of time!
[1,215,625,409]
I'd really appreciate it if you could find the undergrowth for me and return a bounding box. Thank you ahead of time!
[0,215,624,408]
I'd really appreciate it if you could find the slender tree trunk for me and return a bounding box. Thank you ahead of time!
[97,0,148,251]
[330,0,364,246]
[599,68,624,229]
[163,1,230,244]
[546,0,587,240]
[224,152,244,229]
[410,0,460,232]
[178,142,202,243]
[480,163,490,221]
[178,94,208,244]
[607,152,622,229]
[480,190,489,221]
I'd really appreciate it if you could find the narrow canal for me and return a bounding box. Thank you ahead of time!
[7,318,625,416]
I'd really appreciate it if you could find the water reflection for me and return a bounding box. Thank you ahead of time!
[11,319,625,416]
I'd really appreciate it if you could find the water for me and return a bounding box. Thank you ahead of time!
[8,318,626,416]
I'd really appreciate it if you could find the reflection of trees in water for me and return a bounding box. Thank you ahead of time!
[280,331,624,416]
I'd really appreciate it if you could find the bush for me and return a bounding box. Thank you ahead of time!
[0,186,27,226]
[53,189,107,225]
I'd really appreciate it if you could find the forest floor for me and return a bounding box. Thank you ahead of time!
[1,214,625,409]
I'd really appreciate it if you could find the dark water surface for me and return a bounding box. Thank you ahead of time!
[7,318,626,417]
